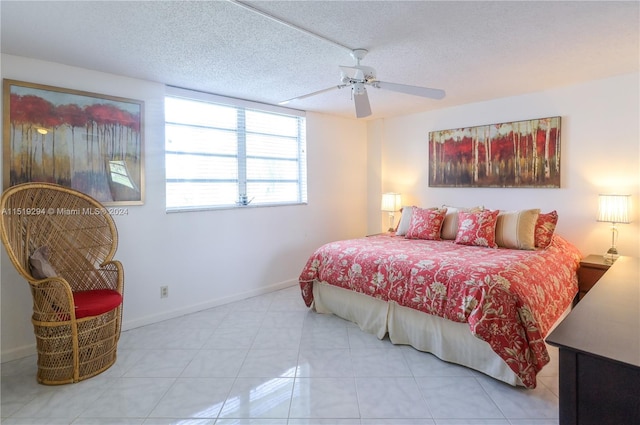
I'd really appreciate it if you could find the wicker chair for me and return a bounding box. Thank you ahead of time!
[0,182,124,385]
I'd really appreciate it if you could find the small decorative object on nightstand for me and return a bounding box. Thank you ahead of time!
[576,254,612,303]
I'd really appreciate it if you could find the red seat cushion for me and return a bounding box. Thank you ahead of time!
[73,289,123,319]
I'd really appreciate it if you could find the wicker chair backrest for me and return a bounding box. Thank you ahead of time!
[0,183,118,290]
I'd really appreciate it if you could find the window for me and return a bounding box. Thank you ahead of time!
[165,88,307,211]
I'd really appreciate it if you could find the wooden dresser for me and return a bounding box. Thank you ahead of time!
[546,256,640,425]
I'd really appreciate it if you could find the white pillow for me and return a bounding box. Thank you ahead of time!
[395,206,415,236]
[495,209,540,250]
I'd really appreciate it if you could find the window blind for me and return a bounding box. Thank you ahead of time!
[165,87,307,211]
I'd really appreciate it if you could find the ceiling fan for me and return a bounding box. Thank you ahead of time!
[279,49,445,118]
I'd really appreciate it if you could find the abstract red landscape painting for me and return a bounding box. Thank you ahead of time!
[3,79,144,204]
[429,116,561,188]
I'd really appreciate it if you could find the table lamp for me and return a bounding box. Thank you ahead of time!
[381,193,402,232]
[597,194,630,263]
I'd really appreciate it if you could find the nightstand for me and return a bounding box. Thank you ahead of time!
[576,254,612,303]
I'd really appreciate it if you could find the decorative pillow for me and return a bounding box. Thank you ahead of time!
[535,210,558,248]
[406,207,447,240]
[29,246,57,279]
[495,209,540,250]
[455,209,500,248]
[395,206,415,236]
[441,205,484,240]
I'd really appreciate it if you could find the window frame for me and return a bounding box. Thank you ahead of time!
[165,86,307,213]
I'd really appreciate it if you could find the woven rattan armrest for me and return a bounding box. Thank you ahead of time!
[100,260,124,293]
[27,276,76,322]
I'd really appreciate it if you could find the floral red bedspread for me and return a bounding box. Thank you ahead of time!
[299,234,581,388]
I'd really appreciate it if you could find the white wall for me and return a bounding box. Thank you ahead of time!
[367,73,640,259]
[3,54,638,361]
[1,54,368,360]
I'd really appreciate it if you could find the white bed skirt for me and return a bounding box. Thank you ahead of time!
[312,281,522,386]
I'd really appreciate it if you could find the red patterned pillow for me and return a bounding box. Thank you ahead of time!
[405,207,447,240]
[455,209,500,248]
[535,210,558,248]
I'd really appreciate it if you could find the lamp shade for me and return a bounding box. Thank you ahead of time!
[381,193,402,212]
[597,194,631,224]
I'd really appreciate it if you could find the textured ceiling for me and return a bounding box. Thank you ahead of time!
[1,1,638,120]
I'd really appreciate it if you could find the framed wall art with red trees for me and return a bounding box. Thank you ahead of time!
[3,79,144,205]
[429,116,561,188]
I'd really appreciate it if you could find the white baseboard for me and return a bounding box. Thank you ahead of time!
[121,279,298,331]
[0,343,37,363]
[1,280,298,363]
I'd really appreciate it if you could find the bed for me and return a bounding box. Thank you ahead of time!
[298,208,582,389]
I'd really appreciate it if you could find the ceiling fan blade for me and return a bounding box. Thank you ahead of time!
[279,86,339,105]
[353,89,372,118]
[375,81,446,100]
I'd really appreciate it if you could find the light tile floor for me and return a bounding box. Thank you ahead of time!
[1,285,561,424]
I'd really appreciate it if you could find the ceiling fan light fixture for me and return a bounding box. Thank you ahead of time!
[353,82,366,96]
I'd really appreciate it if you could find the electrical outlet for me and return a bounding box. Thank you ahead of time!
[160,286,168,298]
